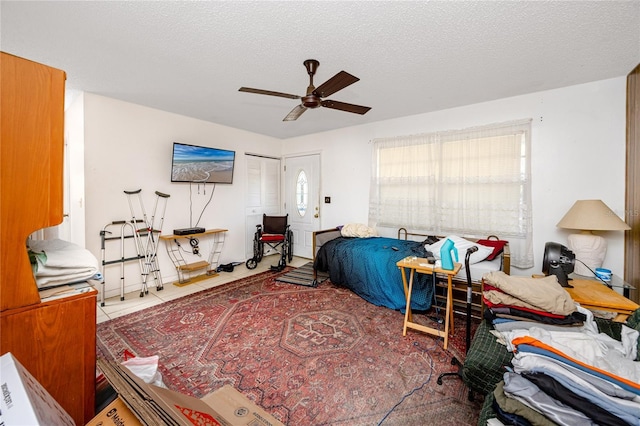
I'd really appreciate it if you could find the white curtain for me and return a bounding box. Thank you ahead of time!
[369,119,533,268]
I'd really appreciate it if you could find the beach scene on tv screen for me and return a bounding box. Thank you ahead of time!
[172,144,234,183]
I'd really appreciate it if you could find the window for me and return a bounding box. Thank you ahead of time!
[295,169,308,217]
[369,119,533,268]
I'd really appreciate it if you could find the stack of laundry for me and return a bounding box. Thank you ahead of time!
[483,271,640,425]
[482,271,584,332]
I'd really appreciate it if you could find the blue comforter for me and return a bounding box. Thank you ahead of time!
[314,237,434,311]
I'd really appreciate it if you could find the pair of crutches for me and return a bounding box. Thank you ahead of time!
[124,189,170,297]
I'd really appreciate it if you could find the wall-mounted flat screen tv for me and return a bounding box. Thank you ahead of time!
[171,142,235,184]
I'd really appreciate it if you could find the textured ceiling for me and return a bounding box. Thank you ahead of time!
[2,1,639,140]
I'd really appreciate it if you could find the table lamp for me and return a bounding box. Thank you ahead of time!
[556,200,630,276]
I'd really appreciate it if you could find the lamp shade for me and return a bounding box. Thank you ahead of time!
[556,200,630,231]
[557,200,629,276]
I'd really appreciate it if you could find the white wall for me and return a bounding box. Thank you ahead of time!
[64,92,86,245]
[80,94,281,298]
[78,77,627,298]
[282,77,628,278]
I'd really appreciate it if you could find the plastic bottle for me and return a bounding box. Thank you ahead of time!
[440,238,458,270]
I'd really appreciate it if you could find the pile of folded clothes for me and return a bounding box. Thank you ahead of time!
[482,271,584,332]
[482,271,640,426]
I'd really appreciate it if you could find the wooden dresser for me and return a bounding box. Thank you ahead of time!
[1,52,97,425]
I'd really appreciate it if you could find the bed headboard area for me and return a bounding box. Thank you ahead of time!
[312,227,343,258]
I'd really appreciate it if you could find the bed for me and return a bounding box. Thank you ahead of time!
[313,229,434,311]
[312,226,510,314]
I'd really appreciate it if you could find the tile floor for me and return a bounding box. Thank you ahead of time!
[96,255,309,323]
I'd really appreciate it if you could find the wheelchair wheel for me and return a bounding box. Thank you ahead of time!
[286,230,294,262]
[246,257,257,269]
[255,239,264,262]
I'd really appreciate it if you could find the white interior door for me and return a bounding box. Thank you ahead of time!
[245,154,281,259]
[285,154,320,259]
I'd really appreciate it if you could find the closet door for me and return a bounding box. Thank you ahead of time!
[244,154,281,259]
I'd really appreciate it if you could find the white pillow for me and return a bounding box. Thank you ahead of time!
[340,223,378,238]
[426,235,493,264]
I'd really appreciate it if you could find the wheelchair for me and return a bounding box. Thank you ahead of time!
[245,214,294,271]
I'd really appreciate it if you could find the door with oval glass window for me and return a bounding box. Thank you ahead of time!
[284,154,320,259]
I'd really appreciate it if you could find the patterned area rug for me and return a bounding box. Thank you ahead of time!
[275,262,330,287]
[96,270,482,425]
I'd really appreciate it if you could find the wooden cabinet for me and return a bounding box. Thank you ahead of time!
[1,52,96,425]
[1,293,97,424]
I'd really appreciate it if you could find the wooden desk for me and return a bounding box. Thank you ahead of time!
[397,257,462,349]
[160,229,227,285]
[565,278,639,322]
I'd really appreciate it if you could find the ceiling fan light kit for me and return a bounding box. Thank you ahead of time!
[239,59,371,121]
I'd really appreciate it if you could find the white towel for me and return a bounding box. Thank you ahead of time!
[28,239,100,288]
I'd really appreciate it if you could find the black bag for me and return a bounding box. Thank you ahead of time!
[217,263,235,272]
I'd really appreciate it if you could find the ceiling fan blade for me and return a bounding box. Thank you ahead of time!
[313,71,359,98]
[239,87,300,100]
[283,104,307,121]
[321,100,371,115]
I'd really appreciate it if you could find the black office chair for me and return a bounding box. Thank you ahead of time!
[245,214,293,272]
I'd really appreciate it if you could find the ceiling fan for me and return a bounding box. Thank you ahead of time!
[239,59,371,121]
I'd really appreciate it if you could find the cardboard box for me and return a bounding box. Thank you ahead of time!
[98,359,225,425]
[201,385,284,426]
[144,384,229,425]
[0,352,74,426]
[97,359,284,426]
[86,397,142,426]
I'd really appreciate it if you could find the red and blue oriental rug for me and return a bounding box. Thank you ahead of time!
[96,269,482,425]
